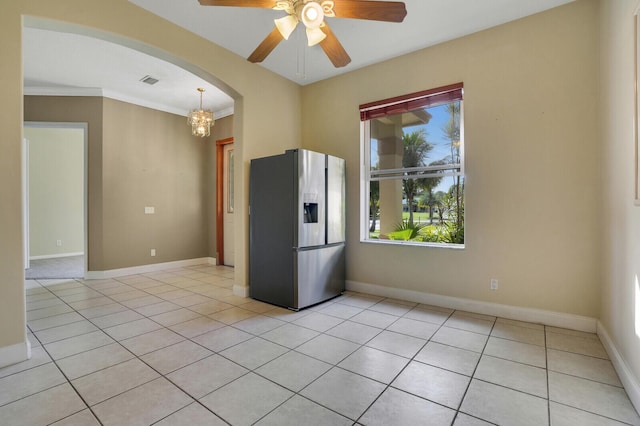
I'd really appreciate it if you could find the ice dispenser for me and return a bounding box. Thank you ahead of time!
[303,203,318,223]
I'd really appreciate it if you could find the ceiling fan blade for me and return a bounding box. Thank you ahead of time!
[319,24,351,68]
[198,0,276,8]
[247,27,284,63]
[333,0,407,23]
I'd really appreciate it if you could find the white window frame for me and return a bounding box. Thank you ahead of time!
[359,85,465,248]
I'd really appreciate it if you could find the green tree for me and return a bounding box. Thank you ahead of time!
[369,179,379,233]
[421,159,446,224]
[434,190,446,223]
[440,184,464,243]
[442,102,463,239]
[402,129,433,226]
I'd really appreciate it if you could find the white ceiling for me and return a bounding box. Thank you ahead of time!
[23,0,574,117]
[129,0,575,84]
[23,27,235,118]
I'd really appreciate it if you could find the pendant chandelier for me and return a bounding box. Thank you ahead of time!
[188,88,214,138]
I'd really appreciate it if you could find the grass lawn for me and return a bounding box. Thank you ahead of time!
[401,211,437,223]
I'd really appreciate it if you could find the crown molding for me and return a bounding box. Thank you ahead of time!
[23,86,234,119]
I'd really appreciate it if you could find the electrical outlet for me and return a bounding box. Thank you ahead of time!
[56,240,62,247]
[150,249,156,257]
[144,206,155,214]
[490,278,498,291]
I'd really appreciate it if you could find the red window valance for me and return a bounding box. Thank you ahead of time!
[359,82,463,121]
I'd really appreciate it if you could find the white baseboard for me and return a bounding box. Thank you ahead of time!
[233,284,249,298]
[30,252,84,260]
[0,341,30,369]
[597,321,640,414]
[346,280,597,332]
[85,257,217,279]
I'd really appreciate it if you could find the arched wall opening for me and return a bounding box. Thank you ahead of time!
[23,17,239,274]
[0,1,302,366]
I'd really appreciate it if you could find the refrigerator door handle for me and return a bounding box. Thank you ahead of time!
[293,242,345,252]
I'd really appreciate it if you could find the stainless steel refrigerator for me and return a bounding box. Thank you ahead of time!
[249,149,345,310]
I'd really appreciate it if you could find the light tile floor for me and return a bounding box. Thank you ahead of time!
[1,264,639,425]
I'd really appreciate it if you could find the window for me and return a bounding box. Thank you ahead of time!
[360,83,464,246]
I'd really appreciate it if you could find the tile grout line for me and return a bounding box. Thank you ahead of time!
[351,301,456,424]
[24,273,217,424]
[198,296,380,424]
[58,270,237,425]
[17,274,635,425]
[449,312,499,425]
[88,283,334,423]
[243,296,399,425]
[24,316,106,426]
[80,313,226,424]
[184,299,495,423]
[194,294,377,423]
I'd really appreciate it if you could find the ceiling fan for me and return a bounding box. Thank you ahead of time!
[198,0,407,68]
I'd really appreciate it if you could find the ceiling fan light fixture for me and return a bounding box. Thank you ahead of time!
[274,14,298,40]
[301,1,324,29]
[201,0,405,68]
[306,26,326,46]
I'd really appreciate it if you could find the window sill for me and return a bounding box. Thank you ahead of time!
[359,239,465,250]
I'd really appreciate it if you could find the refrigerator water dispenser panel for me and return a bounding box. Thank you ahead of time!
[303,203,318,223]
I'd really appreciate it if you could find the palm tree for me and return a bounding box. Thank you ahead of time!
[421,159,446,224]
[402,129,433,226]
[369,179,379,233]
[442,102,463,235]
[434,190,446,223]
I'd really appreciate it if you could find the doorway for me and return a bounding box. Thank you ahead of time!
[23,122,87,279]
[216,137,234,266]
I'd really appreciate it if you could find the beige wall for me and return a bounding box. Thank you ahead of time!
[599,0,640,398]
[101,98,209,269]
[1,0,301,352]
[25,97,232,270]
[0,7,24,355]
[302,0,601,316]
[26,126,84,257]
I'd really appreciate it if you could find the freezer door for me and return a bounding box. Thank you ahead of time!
[296,150,326,248]
[326,155,346,244]
[295,244,345,309]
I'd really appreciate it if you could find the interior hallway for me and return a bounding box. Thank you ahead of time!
[25,255,84,280]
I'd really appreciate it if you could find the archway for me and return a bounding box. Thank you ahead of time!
[23,17,241,276]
